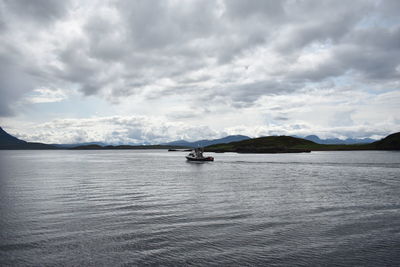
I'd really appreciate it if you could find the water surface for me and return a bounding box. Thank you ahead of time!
[1,150,399,266]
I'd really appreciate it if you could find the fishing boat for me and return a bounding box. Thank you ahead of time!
[186,147,214,161]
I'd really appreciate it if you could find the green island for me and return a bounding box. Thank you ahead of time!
[204,132,400,153]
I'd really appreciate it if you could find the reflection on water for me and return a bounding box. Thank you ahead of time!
[0,150,399,266]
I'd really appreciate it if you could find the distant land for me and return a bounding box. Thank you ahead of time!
[205,133,400,153]
[69,144,187,150]
[0,127,186,150]
[298,135,376,144]
[1,126,399,152]
[0,127,228,150]
[0,127,55,149]
[162,135,250,147]
[52,142,108,148]
[206,136,314,153]
[165,134,376,147]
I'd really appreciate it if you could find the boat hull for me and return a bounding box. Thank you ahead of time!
[186,156,214,161]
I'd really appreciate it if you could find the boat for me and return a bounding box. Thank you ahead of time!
[186,147,214,161]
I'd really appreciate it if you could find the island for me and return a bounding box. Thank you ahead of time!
[205,132,400,153]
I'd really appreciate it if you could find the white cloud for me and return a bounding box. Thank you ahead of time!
[26,88,67,103]
[8,115,218,144]
[0,0,399,140]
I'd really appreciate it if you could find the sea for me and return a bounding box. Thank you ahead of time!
[0,150,399,266]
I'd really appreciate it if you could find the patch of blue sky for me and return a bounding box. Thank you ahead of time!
[22,94,114,122]
[356,14,400,29]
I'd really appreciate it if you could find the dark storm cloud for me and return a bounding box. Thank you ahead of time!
[115,0,219,50]
[55,40,105,95]
[275,13,359,54]
[84,16,128,61]
[287,25,400,82]
[1,0,399,117]
[2,0,70,24]
[337,26,400,81]
[223,80,298,105]
[224,0,285,20]
[336,45,400,81]
[0,0,72,116]
[0,48,39,116]
[0,6,5,32]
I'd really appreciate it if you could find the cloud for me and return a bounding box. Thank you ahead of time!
[9,115,218,144]
[26,88,67,103]
[0,50,38,116]
[2,0,71,24]
[224,0,284,20]
[0,0,399,139]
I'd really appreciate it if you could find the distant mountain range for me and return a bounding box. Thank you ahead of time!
[0,127,251,149]
[162,135,251,148]
[296,135,376,145]
[54,135,375,148]
[69,144,187,150]
[52,142,108,148]
[1,126,398,151]
[56,135,251,148]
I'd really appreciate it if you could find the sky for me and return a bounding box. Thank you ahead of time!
[0,0,399,144]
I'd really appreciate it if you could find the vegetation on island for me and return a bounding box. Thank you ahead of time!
[205,132,400,153]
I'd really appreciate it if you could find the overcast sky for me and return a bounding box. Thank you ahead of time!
[0,0,399,144]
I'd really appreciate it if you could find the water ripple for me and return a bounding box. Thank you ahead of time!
[1,150,399,266]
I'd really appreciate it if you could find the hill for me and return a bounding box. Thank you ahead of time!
[0,127,27,145]
[371,132,400,150]
[163,135,250,148]
[0,127,55,149]
[205,136,314,153]
[205,132,400,153]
